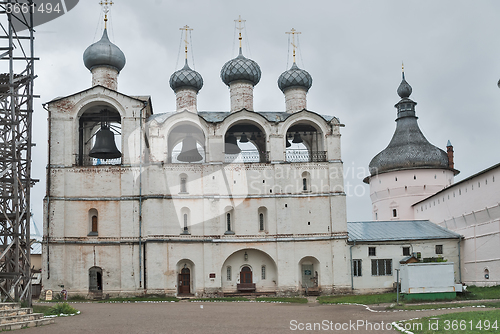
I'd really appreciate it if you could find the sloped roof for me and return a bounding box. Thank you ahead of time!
[347,220,461,242]
[148,110,339,124]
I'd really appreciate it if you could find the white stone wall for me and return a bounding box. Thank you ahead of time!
[369,169,455,221]
[229,81,254,111]
[43,85,349,297]
[414,165,500,286]
[350,240,460,293]
[284,87,307,113]
[91,66,119,90]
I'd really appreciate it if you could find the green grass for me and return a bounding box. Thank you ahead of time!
[67,294,87,301]
[255,297,308,304]
[99,296,179,303]
[317,293,396,305]
[189,297,250,302]
[399,310,500,334]
[37,303,79,316]
[388,301,500,311]
[458,285,500,300]
[32,305,52,316]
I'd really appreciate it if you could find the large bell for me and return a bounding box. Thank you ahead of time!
[89,125,121,159]
[292,132,303,144]
[239,132,249,143]
[225,133,241,154]
[177,134,203,162]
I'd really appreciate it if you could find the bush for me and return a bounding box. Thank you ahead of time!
[46,303,79,316]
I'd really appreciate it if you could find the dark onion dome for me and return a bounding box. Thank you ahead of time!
[83,29,126,72]
[169,59,203,93]
[220,48,261,86]
[397,72,412,98]
[277,62,313,93]
[368,75,451,176]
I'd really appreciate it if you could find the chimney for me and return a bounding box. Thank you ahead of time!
[446,140,454,169]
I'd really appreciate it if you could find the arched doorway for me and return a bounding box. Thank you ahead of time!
[89,266,103,293]
[178,267,191,295]
[240,266,252,284]
[299,256,320,291]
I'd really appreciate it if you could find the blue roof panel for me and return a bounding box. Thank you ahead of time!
[347,220,461,242]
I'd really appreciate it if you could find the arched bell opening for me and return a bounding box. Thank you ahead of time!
[168,124,206,164]
[78,107,121,166]
[224,123,268,163]
[285,122,325,162]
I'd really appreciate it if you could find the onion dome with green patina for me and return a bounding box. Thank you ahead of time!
[169,59,204,93]
[220,48,261,86]
[278,62,312,92]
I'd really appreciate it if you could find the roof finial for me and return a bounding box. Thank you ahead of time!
[402,61,405,80]
[235,15,246,50]
[180,25,193,60]
[286,28,301,64]
[99,1,113,30]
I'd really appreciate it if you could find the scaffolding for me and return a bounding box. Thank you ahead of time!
[0,0,36,304]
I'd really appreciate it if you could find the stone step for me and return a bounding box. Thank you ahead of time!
[0,317,55,331]
[0,307,32,317]
[0,302,21,311]
[0,312,44,325]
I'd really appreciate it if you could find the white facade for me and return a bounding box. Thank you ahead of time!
[369,169,455,221]
[42,31,353,297]
[414,164,500,286]
[350,240,460,292]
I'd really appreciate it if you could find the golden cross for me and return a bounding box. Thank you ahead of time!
[99,0,114,29]
[180,25,193,59]
[286,28,301,63]
[235,15,246,48]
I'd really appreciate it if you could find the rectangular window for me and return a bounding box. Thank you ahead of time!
[435,245,443,255]
[259,213,264,231]
[226,213,231,231]
[353,259,362,277]
[180,178,187,193]
[371,259,392,276]
[226,266,231,281]
[261,265,266,280]
[403,247,410,256]
[368,247,376,256]
[303,178,307,191]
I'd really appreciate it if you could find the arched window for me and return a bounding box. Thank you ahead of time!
[392,209,397,218]
[301,171,311,192]
[227,266,232,281]
[92,216,98,233]
[180,174,187,193]
[261,265,266,280]
[88,208,98,236]
[226,213,231,232]
[181,208,190,235]
[259,213,264,231]
[224,208,235,235]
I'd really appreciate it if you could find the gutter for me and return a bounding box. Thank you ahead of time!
[42,103,50,280]
[350,241,356,290]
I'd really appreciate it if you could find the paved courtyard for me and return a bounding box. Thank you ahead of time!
[23,301,490,333]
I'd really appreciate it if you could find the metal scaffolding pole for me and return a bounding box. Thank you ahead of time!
[0,0,36,304]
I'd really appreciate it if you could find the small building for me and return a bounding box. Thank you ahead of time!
[347,220,461,293]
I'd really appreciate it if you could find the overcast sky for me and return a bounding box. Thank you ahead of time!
[26,0,500,234]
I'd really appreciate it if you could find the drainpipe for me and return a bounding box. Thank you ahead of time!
[42,103,51,280]
[349,241,356,290]
[458,237,462,283]
[138,102,147,289]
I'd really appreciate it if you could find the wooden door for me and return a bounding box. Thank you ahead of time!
[178,268,190,294]
[302,264,314,288]
[240,266,252,284]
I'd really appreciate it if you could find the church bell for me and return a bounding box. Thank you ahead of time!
[177,134,203,162]
[225,133,241,154]
[89,125,121,159]
[292,132,303,144]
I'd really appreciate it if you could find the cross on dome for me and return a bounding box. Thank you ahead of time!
[286,28,301,63]
[99,0,113,29]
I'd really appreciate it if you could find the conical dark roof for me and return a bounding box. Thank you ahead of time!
[369,75,450,176]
